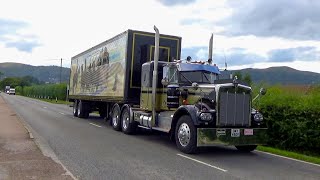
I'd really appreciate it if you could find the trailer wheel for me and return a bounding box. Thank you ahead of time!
[175,115,197,154]
[121,105,137,134]
[77,100,89,118]
[111,104,121,131]
[235,145,257,152]
[73,100,78,117]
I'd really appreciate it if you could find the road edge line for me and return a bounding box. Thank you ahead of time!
[256,150,320,167]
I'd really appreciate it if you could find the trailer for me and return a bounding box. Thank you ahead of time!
[69,27,267,154]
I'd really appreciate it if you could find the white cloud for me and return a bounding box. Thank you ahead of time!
[0,0,319,73]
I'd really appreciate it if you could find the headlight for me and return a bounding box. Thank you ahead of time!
[200,113,212,121]
[253,113,263,122]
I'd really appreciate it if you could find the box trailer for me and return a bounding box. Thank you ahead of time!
[69,29,181,104]
[69,27,267,154]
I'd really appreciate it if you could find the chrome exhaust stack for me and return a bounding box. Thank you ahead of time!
[208,33,213,64]
[152,25,160,126]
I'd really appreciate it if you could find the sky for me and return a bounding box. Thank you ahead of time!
[0,0,319,73]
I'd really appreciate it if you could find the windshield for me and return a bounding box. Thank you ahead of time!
[180,71,217,84]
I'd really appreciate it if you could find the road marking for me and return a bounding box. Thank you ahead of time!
[43,107,47,109]
[177,153,227,172]
[59,112,65,115]
[89,123,102,128]
[257,150,320,167]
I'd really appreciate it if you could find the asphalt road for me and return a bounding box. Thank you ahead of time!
[2,94,320,180]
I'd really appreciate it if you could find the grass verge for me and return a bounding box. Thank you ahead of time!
[38,98,72,105]
[257,146,320,165]
[19,95,72,105]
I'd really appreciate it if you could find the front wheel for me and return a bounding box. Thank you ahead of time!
[235,145,257,152]
[175,115,197,154]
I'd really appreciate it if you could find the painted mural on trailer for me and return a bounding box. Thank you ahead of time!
[70,34,127,97]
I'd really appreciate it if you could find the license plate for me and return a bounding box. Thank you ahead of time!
[231,129,240,137]
[244,129,254,135]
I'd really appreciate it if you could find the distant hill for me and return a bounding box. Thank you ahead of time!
[0,63,319,85]
[0,63,70,83]
[230,66,320,85]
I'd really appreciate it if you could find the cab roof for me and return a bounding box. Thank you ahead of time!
[177,63,220,74]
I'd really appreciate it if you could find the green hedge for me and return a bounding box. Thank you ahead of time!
[16,83,67,101]
[259,85,320,156]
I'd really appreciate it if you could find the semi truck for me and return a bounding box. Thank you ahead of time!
[5,86,10,94]
[69,26,267,154]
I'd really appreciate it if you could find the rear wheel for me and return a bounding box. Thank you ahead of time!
[73,100,78,117]
[111,104,121,131]
[175,115,197,154]
[235,145,257,152]
[77,100,89,118]
[121,105,137,134]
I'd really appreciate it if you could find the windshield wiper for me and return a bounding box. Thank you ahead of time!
[202,72,210,83]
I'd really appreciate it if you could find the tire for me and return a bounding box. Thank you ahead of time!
[111,104,121,131]
[235,145,257,152]
[73,100,78,117]
[175,115,197,154]
[121,105,137,134]
[77,100,89,118]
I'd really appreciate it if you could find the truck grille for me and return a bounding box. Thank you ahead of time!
[218,86,251,127]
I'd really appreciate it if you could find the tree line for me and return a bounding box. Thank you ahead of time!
[0,71,67,101]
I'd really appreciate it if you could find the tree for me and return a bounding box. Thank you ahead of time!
[233,71,252,86]
[243,73,252,86]
[0,71,3,80]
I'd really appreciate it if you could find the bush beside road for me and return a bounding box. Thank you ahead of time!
[259,85,320,157]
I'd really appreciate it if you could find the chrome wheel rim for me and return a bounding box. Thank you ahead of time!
[178,123,191,147]
[112,109,119,127]
[77,102,81,116]
[122,110,129,130]
[73,102,77,114]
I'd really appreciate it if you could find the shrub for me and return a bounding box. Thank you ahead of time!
[259,85,320,156]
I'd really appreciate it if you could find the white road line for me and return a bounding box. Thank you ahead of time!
[177,154,228,172]
[43,107,47,109]
[89,123,102,128]
[257,150,320,167]
[59,112,65,115]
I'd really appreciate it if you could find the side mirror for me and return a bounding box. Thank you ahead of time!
[259,88,267,96]
[161,78,169,86]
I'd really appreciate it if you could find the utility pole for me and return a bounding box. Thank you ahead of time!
[60,58,62,84]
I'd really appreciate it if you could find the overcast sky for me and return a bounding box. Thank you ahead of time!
[0,0,319,73]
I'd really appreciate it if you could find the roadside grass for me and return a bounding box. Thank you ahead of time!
[257,146,320,165]
[19,95,72,105]
[38,98,72,105]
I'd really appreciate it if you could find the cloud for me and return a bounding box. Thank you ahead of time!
[5,40,41,53]
[158,0,196,6]
[180,18,207,26]
[182,47,266,66]
[0,18,40,52]
[0,19,27,35]
[220,0,320,40]
[268,46,318,62]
